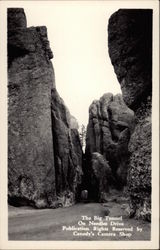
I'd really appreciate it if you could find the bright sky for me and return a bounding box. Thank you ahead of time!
[4,1,155,127]
[24,2,122,127]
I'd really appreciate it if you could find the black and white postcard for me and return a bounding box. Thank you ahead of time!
[0,0,159,249]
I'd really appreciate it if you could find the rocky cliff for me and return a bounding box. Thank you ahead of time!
[108,9,152,221]
[8,8,83,208]
[51,88,83,206]
[85,93,134,201]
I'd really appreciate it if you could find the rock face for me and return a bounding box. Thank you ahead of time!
[51,88,83,207]
[108,9,152,221]
[90,153,114,202]
[8,8,27,31]
[108,9,152,110]
[8,8,83,208]
[85,93,134,201]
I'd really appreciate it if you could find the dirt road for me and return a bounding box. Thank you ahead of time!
[8,195,150,241]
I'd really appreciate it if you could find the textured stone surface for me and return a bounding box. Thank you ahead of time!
[51,88,83,206]
[108,9,152,110]
[85,93,134,200]
[108,9,152,221]
[8,10,56,208]
[127,97,151,221]
[90,153,114,202]
[8,8,27,31]
[8,8,82,208]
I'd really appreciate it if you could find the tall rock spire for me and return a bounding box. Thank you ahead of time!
[108,9,152,221]
[8,8,83,208]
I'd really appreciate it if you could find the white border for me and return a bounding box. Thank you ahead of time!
[0,1,159,249]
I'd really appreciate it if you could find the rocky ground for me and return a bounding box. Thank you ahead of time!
[8,192,150,241]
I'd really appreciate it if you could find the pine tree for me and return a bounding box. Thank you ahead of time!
[79,124,86,151]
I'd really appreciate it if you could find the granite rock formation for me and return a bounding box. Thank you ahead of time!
[90,153,114,202]
[51,88,83,207]
[8,8,83,208]
[85,93,135,201]
[108,9,152,221]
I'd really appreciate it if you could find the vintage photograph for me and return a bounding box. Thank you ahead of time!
[0,0,159,249]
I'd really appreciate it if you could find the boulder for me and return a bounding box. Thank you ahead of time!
[108,9,152,220]
[90,153,114,202]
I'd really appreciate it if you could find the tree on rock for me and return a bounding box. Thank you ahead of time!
[79,124,86,151]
